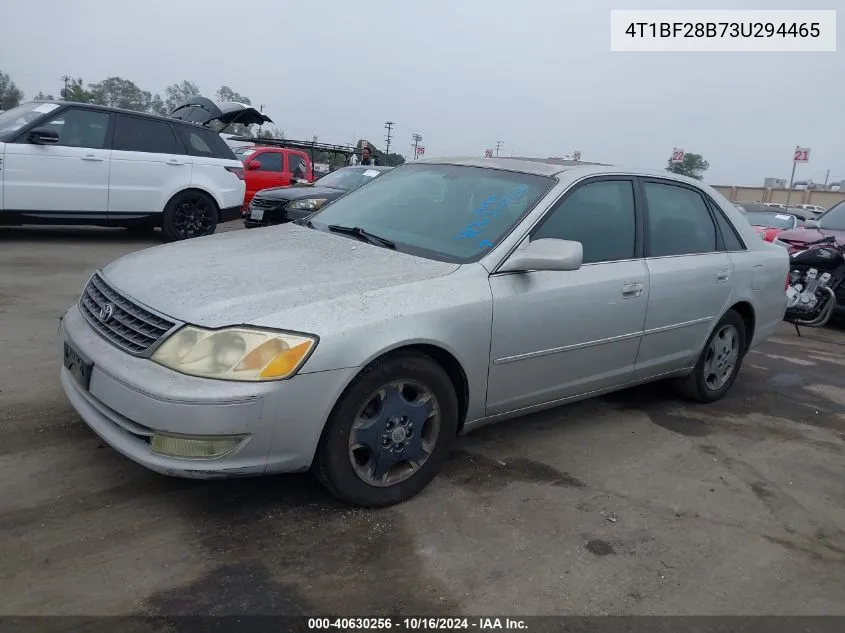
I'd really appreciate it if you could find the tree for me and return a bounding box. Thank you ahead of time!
[216,85,251,105]
[666,152,709,180]
[33,91,55,101]
[357,139,406,167]
[149,93,168,116]
[256,126,284,140]
[88,77,152,111]
[0,70,24,110]
[164,80,201,112]
[61,78,93,103]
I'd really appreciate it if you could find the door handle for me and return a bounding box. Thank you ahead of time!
[717,269,731,282]
[621,282,644,298]
[81,154,104,162]
[166,159,185,165]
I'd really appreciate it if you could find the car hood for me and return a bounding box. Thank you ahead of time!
[776,226,845,246]
[100,225,460,328]
[256,185,343,202]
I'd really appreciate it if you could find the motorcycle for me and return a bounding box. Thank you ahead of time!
[784,234,844,332]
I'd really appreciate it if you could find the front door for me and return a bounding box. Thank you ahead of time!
[634,179,735,379]
[3,107,111,214]
[247,150,285,202]
[487,177,648,416]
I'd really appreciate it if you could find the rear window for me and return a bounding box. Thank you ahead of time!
[175,125,236,160]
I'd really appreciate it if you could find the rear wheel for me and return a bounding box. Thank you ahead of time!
[674,309,746,403]
[161,191,218,242]
[313,352,459,507]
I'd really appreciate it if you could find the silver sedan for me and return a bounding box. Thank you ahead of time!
[59,158,789,507]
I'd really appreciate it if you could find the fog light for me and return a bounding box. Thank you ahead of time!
[151,433,245,459]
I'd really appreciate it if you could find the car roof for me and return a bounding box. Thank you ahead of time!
[25,100,204,129]
[413,156,712,186]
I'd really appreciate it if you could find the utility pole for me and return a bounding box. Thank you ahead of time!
[824,169,830,187]
[61,75,72,99]
[384,121,395,158]
[785,145,799,210]
[495,140,503,156]
[411,133,423,160]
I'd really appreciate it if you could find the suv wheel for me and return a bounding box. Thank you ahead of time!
[313,352,459,507]
[162,191,218,242]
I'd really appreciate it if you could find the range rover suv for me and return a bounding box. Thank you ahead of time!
[0,100,253,241]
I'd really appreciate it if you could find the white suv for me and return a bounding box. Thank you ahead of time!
[0,100,250,241]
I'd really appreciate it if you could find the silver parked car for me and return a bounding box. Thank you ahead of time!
[59,158,789,507]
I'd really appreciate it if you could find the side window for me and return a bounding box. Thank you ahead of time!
[288,154,307,176]
[41,109,109,149]
[175,125,236,159]
[254,152,282,172]
[644,182,718,257]
[113,115,181,154]
[708,200,746,251]
[532,180,636,264]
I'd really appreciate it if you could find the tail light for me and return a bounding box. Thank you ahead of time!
[785,272,790,290]
[225,166,245,180]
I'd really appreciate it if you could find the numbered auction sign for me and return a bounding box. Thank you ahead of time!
[671,149,685,163]
[793,147,811,163]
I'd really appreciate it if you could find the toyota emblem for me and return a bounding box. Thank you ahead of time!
[98,303,115,324]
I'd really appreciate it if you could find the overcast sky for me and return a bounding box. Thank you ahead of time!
[2,0,842,185]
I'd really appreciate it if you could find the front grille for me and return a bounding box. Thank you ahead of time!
[79,273,178,356]
[250,197,280,210]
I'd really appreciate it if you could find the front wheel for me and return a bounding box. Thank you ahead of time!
[161,191,218,242]
[313,352,459,507]
[674,309,746,403]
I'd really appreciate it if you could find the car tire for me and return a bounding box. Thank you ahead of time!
[674,309,747,404]
[313,352,459,508]
[161,191,219,242]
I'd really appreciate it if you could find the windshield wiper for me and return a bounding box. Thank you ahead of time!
[327,224,396,249]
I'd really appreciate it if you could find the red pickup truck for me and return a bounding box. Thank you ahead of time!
[233,146,314,208]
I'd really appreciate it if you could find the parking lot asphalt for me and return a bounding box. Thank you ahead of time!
[2,222,845,617]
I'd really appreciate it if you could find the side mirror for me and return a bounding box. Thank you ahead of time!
[498,238,583,273]
[804,219,821,229]
[27,127,60,144]
[247,160,262,170]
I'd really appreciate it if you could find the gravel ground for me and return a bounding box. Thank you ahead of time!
[2,223,844,616]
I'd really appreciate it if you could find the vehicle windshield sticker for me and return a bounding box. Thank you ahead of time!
[775,214,792,220]
[454,184,529,249]
[33,103,60,114]
[363,170,380,178]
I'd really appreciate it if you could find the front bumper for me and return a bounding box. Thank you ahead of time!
[59,304,355,478]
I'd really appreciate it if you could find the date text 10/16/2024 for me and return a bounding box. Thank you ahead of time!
[307,617,528,630]
[610,9,837,52]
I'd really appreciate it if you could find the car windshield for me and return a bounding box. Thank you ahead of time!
[314,167,387,191]
[309,163,556,263]
[0,102,60,140]
[817,201,845,230]
[744,212,795,229]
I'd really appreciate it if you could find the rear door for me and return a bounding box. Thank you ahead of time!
[107,114,192,222]
[286,151,311,182]
[634,178,734,379]
[2,106,112,214]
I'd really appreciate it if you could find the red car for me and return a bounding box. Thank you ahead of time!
[742,210,802,242]
[233,146,314,209]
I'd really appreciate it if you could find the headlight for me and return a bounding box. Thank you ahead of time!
[285,198,328,211]
[151,326,317,381]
